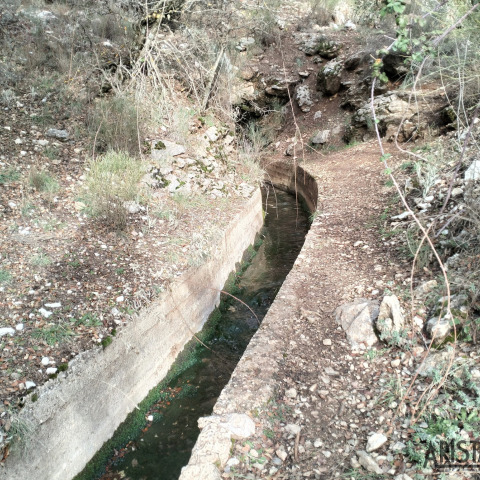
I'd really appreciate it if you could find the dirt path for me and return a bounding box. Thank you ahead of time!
[218,142,417,479]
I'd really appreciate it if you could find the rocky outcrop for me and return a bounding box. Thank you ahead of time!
[353,92,418,141]
[294,33,342,58]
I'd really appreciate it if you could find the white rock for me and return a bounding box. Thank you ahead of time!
[15,323,24,331]
[335,299,379,348]
[37,139,49,147]
[313,111,322,120]
[39,308,52,318]
[425,316,451,342]
[314,439,322,448]
[366,432,388,452]
[41,357,50,366]
[465,160,480,181]
[276,447,288,461]
[151,140,185,160]
[344,20,356,30]
[391,211,411,220]
[395,475,413,480]
[8,202,16,209]
[116,295,125,303]
[391,359,401,368]
[46,367,57,375]
[285,387,297,398]
[205,127,219,142]
[376,295,405,343]
[25,381,36,389]
[45,302,61,308]
[198,413,255,440]
[356,450,383,474]
[179,464,222,480]
[147,415,154,422]
[0,328,15,338]
[323,338,332,346]
[285,424,301,435]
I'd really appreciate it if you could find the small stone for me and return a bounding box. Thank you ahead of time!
[465,160,480,181]
[15,323,24,331]
[285,424,301,435]
[45,302,61,308]
[0,328,15,338]
[285,387,297,399]
[46,128,69,141]
[314,439,322,448]
[39,308,52,318]
[311,129,330,145]
[313,111,322,120]
[356,450,383,474]
[25,381,36,390]
[46,367,57,375]
[147,415,154,422]
[390,359,401,368]
[323,338,332,346]
[41,357,50,366]
[205,127,219,142]
[276,447,288,461]
[366,433,388,452]
[322,450,332,458]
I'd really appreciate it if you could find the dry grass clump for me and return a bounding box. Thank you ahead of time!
[85,150,144,230]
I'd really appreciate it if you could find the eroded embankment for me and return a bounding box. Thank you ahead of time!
[179,161,318,479]
[0,191,263,480]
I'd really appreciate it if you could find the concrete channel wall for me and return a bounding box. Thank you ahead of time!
[1,190,264,480]
[180,162,318,480]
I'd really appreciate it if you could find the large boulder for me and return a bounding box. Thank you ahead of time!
[317,59,343,96]
[335,298,380,348]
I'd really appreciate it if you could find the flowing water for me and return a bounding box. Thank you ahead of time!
[94,186,310,480]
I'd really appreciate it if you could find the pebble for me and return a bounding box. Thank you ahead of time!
[366,432,388,452]
[314,439,322,448]
[391,359,401,368]
[15,323,24,331]
[41,357,50,366]
[39,308,53,318]
[276,447,288,461]
[46,367,57,375]
[116,295,125,303]
[45,302,61,308]
[25,381,36,390]
[323,338,332,346]
[285,387,297,398]
[0,328,15,338]
[285,424,301,435]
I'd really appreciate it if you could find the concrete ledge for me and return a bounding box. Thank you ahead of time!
[1,190,264,480]
[179,162,318,479]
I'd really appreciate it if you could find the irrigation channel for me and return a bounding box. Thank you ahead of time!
[88,185,310,480]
